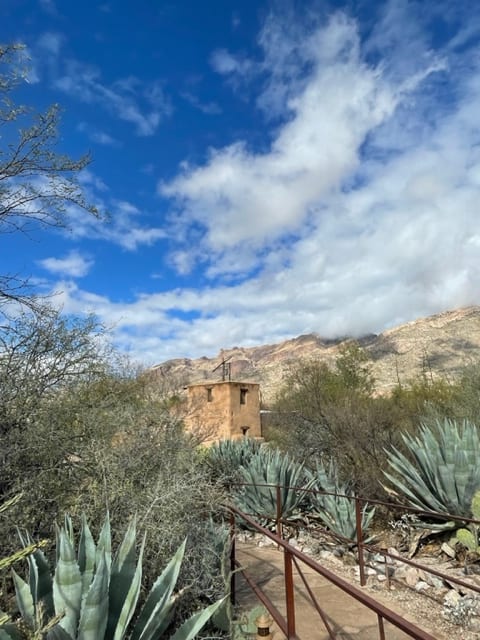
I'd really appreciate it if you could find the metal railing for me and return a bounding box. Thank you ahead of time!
[227,483,480,639]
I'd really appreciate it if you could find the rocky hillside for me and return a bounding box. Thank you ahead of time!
[150,306,480,404]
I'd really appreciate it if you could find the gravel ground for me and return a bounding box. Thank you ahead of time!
[314,548,480,640]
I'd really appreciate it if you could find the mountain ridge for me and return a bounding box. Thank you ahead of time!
[151,306,480,403]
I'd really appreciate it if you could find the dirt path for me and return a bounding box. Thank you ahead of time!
[235,542,451,639]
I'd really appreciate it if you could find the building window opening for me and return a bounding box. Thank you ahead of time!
[240,388,248,405]
[241,426,250,436]
[207,387,213,402]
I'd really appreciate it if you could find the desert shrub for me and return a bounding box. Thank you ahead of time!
[0,372,227,624]
[268,381,404,499]
[266,350,472,499]
[450,363,480,424]
[388,376,461,426]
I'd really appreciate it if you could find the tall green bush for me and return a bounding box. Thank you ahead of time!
[0,373,226,625]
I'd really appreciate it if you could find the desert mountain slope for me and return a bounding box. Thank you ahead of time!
[151,306,480,403]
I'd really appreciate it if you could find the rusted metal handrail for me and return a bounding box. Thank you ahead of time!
[231,480,480,525]
[230,503,438,640]
[230,481,480,594]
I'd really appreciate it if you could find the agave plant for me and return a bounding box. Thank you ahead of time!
[0,513,224,640]
[0,494,48,573]
[233,448,308,524]
[204,519,232,633]
[307,461,375,543]
[384,418,480,519]
[0,494,49,633]
[206,438,263,484]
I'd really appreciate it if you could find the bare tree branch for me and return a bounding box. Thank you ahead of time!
[0,43,99,307]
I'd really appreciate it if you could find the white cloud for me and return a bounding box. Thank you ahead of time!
[39,0,58,16]
[91,131,119,146]
[31,42,170,136]
[65,191,166,251]
[78,169,109,192]
[210,49,252,76]
[38,251,93,278]
[37,31,63,55]
[181,90,221,115]
[54,62,169,136]
[18,46,40,84]
[163,14,406,265]
[77,122,121,147]
[40,6,480,364]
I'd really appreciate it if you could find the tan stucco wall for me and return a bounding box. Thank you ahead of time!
[184,380,261,443]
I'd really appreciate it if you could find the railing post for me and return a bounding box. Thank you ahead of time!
[377,614,386,640]
[284,548,296,639]
[355,493,366,587]
[276,484,283,542]
[230,510,236,605]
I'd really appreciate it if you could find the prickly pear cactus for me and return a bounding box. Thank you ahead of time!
[456,528,480,553]
[455,490,480,554]
[471,490,480,519]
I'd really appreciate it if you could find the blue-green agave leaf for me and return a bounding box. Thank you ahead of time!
[11,569,34,628]
[53,529,82,638]
[170,597,227,640]
[0,626,24,640]
[46,625,73,640]
[77,552,110,640]
[107,525,144,640]
[130,539,186,640]
[64,515,74,547]
[385,419,480,519]
[146,589,186,639]
[16,529,54,619]
[78,514,96,598]
[96,513,111,573]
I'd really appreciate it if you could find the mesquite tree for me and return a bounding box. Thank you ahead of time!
[0,43,98,309]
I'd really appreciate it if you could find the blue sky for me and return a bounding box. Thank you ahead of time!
[2,0,480,364]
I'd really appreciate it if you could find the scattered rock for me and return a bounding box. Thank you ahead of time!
[343,552,357,566]
[443,593,479,626]
[405,567,420,587]
[422,572,445,589]
[354,566,376,576]
[441,542,457,559]
[257,535,276,548]
[393,564,409,580]
[372,561,395,577]
[444,589,462,606]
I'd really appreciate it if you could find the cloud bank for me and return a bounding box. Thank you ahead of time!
[50,5,480,363]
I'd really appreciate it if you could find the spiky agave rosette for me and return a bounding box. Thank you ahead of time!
[1,513,224,640]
